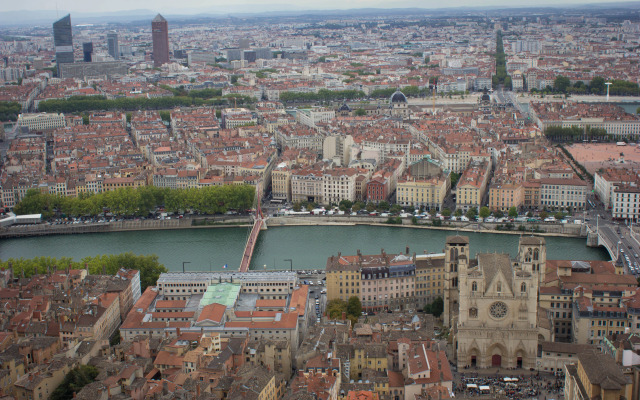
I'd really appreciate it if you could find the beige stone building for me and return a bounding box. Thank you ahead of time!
[414,253,445,309]
[564,350,633,400]
[271,166,291,202]
[447,235,547,369]
[456,160,491,211]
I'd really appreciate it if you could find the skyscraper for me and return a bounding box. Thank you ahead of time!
[53,14,74,75]
[151,14,169,68]
[107,31,119,60]
[82,42,93,62]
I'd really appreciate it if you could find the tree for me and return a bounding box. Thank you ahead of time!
[508,206,518,218]
[441,208,451,217]
[494,210,504,218]
[327,299,347,319]
[424,297,444,318]
[539,211,548,220]
[377,201,390,211]
[354,108,366,116]
[554,76,571,93]
[479,206,491,219]
[347,296,362,317]
[554,212,565,220]
[51,365,99,400]
[450,172,461,188]
[339,199,353,210]
[366,202,376,213]
[466,207,477,219]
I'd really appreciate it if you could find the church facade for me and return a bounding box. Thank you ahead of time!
[444,235,547,369]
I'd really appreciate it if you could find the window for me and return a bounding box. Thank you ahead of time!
[472,281,477,292]
[496,281,502,293]
[521,283,526,293]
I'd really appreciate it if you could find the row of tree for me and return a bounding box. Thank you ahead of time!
[552,76,639,96]
[37,94,255,114]
[279,89,366,103]
[0,101,21,122]
[13,185,255,219]
[492,31,510,89]
[0,252,167,291]
[278,85,432,104]
[544,126,610,143]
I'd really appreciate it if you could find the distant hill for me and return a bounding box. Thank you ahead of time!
[1,1,639,27]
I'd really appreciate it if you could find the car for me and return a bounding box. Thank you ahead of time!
[317,281,322,285]
[321,289,326,294]
[316,318,321,323]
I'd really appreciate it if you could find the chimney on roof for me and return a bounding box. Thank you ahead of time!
[176,327,181,337]
[406,246,409,255]
[162,380,168,395]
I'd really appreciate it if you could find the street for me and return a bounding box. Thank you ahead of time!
[584,193,640,276]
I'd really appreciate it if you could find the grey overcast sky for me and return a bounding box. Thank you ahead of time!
[8,0,635,14]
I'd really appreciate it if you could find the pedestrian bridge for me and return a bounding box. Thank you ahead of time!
[238,181,265,272]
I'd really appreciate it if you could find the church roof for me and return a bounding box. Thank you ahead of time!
[446,235,469,245]
[477,253,512,294]
[389,90,408,104]
[519,236,545,246]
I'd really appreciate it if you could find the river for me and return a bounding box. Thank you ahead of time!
[0,225,609,272]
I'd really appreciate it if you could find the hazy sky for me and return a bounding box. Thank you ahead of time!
[8,0,635,14]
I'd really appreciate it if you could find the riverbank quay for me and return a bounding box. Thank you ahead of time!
[0,214,587,239]
[268,215,587,239]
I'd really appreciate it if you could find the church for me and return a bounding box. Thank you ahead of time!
[443,235,550,369]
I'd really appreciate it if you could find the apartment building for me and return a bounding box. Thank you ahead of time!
[456,160,491,211]
[489,181,524,212]
[296,107,335,128]
[396,175,449,211]
[326,250,416,310]
[276,124,324,152]
[523,180,541,210]
[323,168,358,205]
[539,178,587,210]
[612,184,640,222]
[271,165,292,202]
[291,169,323,204]
[414,253,445,308]
[17,113,66,131]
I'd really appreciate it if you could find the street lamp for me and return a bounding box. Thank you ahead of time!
[284,259,293,271]
[182,261,191,273]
